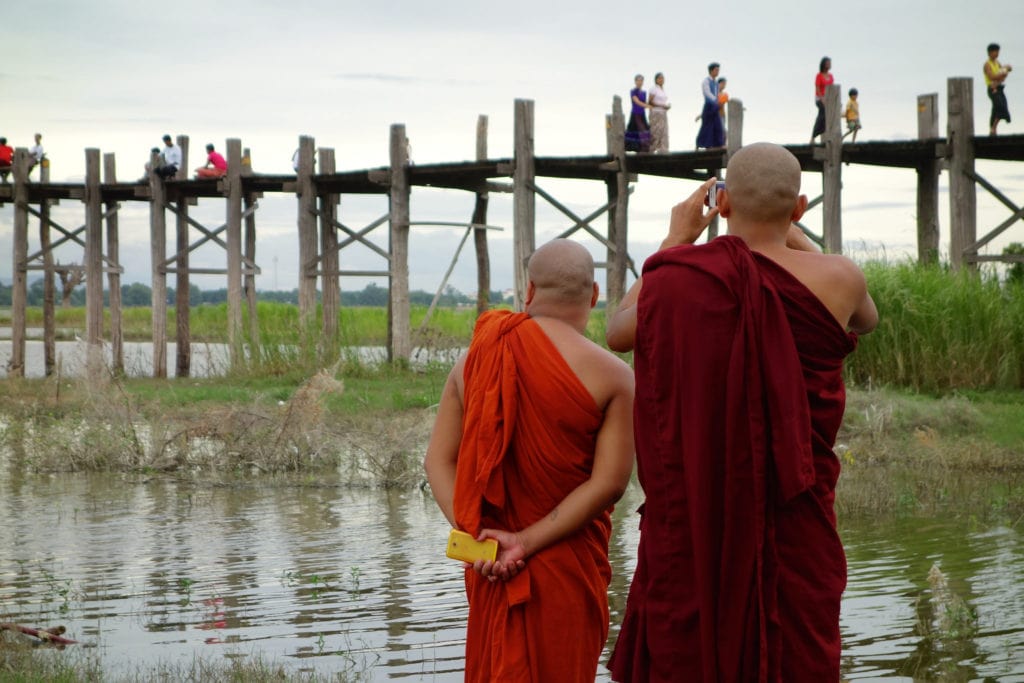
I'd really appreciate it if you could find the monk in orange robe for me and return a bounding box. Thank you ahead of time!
[606,144,878,682]
[424,238,635,682]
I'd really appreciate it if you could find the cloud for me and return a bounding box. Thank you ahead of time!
[333,72,482,87]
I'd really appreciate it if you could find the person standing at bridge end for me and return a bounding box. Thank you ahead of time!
[984,43,1012,136]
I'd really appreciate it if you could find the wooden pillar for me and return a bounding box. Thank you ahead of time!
[296,135,317,326]
[605,96,629,307]
[947,77,976,270]
[7,148,29,377]
[388,124,411,362]
[148,149,168,378]
[84,148,104,378]
[473,115,491,315]
[319,147,340,349]
[226,138,244,367]
[513,99,536,310]
[822,83,843,254]
[175,136,191,377]
[916,93,941,265]
[103,154,123,374]
[726,97,744,159]
[242,147,260,347]
[40,153,56,376]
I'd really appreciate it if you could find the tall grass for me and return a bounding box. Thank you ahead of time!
[848,262,1024,391]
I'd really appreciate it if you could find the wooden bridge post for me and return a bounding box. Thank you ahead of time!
[606,96,629,307]
[296,135,318,327]
[40,152,56,376]
[148,150,168,378]
[822,84,843,254]
[916,93,941,264]
[7,148,29,377]
[175,135,191,377]
[388,124,411,362]
[242,147,260,347]
[726,97,744,159]
[103,154,124,375]
[473,115,491,315]
[226,138,244,367]
[513,99,536,309]
[947,77,976,270]
[84,149,104,378]
[318,147,340,350]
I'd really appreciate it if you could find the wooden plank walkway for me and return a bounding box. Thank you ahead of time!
[4,135,1022,205]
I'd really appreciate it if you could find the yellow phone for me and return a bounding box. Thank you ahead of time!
[446,529,498,563]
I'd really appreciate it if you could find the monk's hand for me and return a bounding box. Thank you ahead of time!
[661,177,720,251]
[476,528,527,582]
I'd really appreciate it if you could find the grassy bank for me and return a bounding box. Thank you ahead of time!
[2,365,1023,519]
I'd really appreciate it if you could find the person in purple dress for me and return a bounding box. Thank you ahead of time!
[625,74,652,152]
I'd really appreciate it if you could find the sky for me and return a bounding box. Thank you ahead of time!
[2,0,1024,297]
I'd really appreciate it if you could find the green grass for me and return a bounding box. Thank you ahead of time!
[848,261,1024,391]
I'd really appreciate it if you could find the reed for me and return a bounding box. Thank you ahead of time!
[848,262,1024,391]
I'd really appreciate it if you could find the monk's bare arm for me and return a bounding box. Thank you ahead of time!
[423,357,466,528]
[484,361,635,568]
[607,178,721,352]
[846,265,879,335]
[606,278,642,352]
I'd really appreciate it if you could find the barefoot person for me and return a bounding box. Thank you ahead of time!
[606,142,878,682]
[424,238,635,682]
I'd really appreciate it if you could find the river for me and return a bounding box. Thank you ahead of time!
[1,471,1022,681]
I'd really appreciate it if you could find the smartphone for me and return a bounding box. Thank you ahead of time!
[446,529,498,563]
[707,180,726,208]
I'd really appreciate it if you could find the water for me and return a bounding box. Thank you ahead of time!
[1,473,1022,681]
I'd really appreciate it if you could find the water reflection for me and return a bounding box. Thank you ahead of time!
[1,472,1022,680]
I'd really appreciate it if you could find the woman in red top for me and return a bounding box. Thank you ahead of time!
[811,56,833,143]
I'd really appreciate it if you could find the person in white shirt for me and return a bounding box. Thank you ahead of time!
[157,134,182,179]
[648,72,671,153]
[28,133,45,175]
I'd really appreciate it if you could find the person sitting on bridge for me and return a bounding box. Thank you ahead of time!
[0,137,13,182]
[156,134,181,179]
[195,143,228,179]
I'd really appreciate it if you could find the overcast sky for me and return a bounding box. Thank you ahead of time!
[2,0,1023,295]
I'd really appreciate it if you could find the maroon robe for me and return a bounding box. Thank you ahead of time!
[609,236,856,682]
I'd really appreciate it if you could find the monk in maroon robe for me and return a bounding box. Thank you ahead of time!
[606,143,878,682]
[424,239,635,682]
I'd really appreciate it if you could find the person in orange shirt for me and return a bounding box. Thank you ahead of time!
[424,238,635,682]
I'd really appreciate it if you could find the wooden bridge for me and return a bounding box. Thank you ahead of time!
[2,77,1023,378]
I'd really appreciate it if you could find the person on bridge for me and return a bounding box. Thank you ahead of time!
[156,134,181,179]
[984,43,1012,136]
[811,56,834,143]
[625,74,652,153]
[424,238,635,682]
[648,72,671,153]
[0,137,12,182]
[195,143,228,178]
[696,62,726,149]
[605,143,878,682]
[27,133,45,176]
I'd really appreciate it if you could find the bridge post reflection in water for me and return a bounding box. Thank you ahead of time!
[0,472,1022,680]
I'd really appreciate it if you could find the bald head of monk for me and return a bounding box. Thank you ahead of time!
[525,239,599,327]
[722,142,806,227]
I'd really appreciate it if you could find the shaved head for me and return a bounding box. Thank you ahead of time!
[725,142,802,222]
[527,239,595,305]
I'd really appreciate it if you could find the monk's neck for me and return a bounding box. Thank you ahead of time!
[525,304,589,335]
[726,220,788,253]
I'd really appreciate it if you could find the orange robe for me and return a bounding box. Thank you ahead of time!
[453,310,612,682]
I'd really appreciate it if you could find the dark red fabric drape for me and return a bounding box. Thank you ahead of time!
[610,237,856,682]
[454,310,613,682]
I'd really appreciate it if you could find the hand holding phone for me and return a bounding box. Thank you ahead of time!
[707,180,726,209]
[446,529,498,563]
